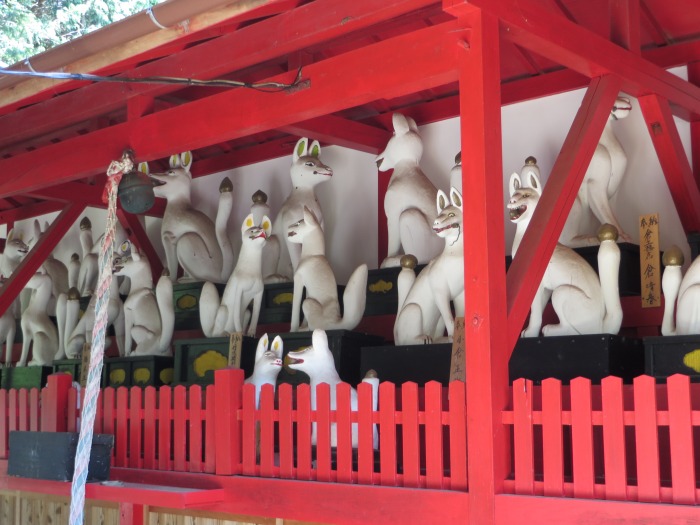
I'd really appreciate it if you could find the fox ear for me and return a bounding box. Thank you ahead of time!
[436,189,449,214]
[6,229,13,242]
[509,172,522,197]
[309,140,321,158]
[180,151,193,171]
[261,215,272,237]
[138,162,149,175]
[311,328,329,349]
[271,335,283,358]
[169,154,181,169]
[450,187,463,210]
[241,213,255,234]
[527,170,542,195]
[392,113,410,134]
[294,138,309,162]
[255,333,270,362]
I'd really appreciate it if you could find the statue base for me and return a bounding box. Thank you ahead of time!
[644,334,700,382]
[53,359,82,383]
[1,365,53,390]
[364,265,425,316]
[102,355,174,388]
[173,336,258,386]
[511,334,644,384]
[361,343,453,384]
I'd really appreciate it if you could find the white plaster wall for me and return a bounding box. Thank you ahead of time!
[15,67,693,278]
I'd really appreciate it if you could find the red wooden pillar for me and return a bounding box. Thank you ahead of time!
[116,208,164,278]
[119,502,146,525]
[214,368,244,475]
[40,374,72,432]
[686,62,700,195]
[452,8,510,525]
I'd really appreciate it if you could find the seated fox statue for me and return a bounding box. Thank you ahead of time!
[0,230,28,364]
[394,187,465,345]
[244,333,284,408]
[661,247,700,336]
[376,113,443,268]
[112,241,174,356]
[147,153,235,283]
[559,96,634,247]
[200,214,271,338]
[507,158,623,337]
[76,216,101,296]
[18,269,58,367]
[269,138,333,281]
[287,206,367,332]
[286,329,379,448]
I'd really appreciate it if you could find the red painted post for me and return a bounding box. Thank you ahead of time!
[241,383,257,476]
[119,502,146,525]
[335,383,353,484]
[633,375,661,502]
[18,390,28,431]
[40,374,72,432]
[379,382,398,486]
[601,376,627,500]
[356,382,375,485]
[513,378,534,495]
[278,384,294,479]
[448,381,468,491]
[541,378,564,497]
[213,368,244,476]
[296,385,313,481]
[259,385,276,477]
[142,387,157,470]
[571,378,595,499]
[129,387,143,469]
[666,374,696,504]
[173,385,187,472]
[204,384,217,474]
[188,385,203,473]
[425,381,444,490]
[116,387,129,468]
[401,382,421,488]
[689,62,700,190]
[316,384,332,483]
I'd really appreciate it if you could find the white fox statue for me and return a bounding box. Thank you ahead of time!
[394,187,465,345]
[76,216,101,296]
[112,241,174,356]
[200,214,271,338]
[244,333,284,408]
[286,329,379,448]
[661,247,700,336]
[287,206,367,332]
[0,230,28,364]
[376,113,443,268]
[18,270,58,367]
[147,152,234,283]
[269,137,333,281]
[559,96,634,247]
[508,158,623,337]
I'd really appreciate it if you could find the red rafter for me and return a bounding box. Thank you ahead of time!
[116,209,164,278]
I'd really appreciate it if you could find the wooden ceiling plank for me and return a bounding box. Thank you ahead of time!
[0,20,465,199]
[638,93,700,233]
[610,0,641,53]
[279,116,391,153]
[504,74,623,349]
[0,0,435,150]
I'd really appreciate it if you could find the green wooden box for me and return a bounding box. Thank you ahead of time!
[1,366,53,389]
[102,355,174,388]
[52,359,82,383]
[173,336,258,386]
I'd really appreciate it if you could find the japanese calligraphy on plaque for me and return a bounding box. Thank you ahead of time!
[449,317,466,382]
[639,213,661,308]
[228,332,243,368]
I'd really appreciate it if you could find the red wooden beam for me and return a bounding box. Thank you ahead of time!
[0,201,65,225]
[0,202,84,317]
[116,209,164,278]
[191,137,295,177]
[0,20,465,198]
[23,181,105,203]
[0,0,435,150]
[638,93,700,233]
[689,62,700,190]
[279,115,391,154]
[609,0,640,53]
[444,7,509,525]
[505,75,623,350]
[465,0,700,117]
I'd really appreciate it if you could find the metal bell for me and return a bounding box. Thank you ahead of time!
[118,169,155,214]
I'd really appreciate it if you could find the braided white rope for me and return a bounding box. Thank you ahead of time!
[69,153,132,525]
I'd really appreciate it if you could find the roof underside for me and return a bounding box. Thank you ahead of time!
[0,0,699,219]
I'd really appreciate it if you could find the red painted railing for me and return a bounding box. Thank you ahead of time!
[503,375,700,505]
[0,371,468,491]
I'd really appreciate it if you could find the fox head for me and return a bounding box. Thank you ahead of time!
[3,229,29,271]
[285,329,336,379]
[147,152,194,200]
[112,240,149,278]
[507,157,542,225]
[610,96,632,121]
[434,187,463,245]
[240,213,271,247]
[249,333,283,380]
[291,138,333,189]
[375,113,423,171]
[286,206,320,244]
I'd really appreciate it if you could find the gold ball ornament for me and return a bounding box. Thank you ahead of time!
[597,223,619,242]
[252,189,268,204]
[219,177,233,193]
[662,245,684,267]
[400,254,418,269]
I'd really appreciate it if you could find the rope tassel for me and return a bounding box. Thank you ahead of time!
[69,150,133,525]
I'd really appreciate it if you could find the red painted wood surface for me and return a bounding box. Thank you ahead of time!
[634,376,661,502]
[189,385,203,473]
[241,383,257,477]
[173,386,187,471]
[336,383,353,484]
[448,381,468,491]
[570,378,595,499]
[259,385,275,477]
[158,386,172,471]
[143,387,157,470]
[316,383,332,483]
[357,382,375,485]
[513,379,534,495]
[204,384,217,474]
[666,374,696,505]
[425,381,444,489]
[213,368,244,475]
[379,382,397,486]
[116,387,129,467]
[278,384,294,479]
[600,376,627,500]
[541,379,564,497]
[129,387,142,469]
[296,385,312,481]
[401,382,420,488]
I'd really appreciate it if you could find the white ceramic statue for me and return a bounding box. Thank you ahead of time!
[449,152,462,194]
[29,220,70,314]
[269,138,333,281]
[394,187,465,345]
[559,97,634,247]
[244,333,284,408]
[76,216,100,296]
[661,247,700,336]
[200,214,271,338]
[286,329,379,448]
[55,281,125,360]
[112,241,174,356]
[250,190,281,284]
[148,153,235,283]
[376,113,443,268]
[0,231,28,365]
[18,270,59,367]
[287,206,368,332]
[508,160,623,337]
[68,253,80,289]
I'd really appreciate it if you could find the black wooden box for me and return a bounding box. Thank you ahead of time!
[102,355,174,388]
[364,265,424,316]
[53,359,82,383]
[360,343,453,384]
[510,334,644,384]
[1,366,53,389]
[173,336,258,386]
[8,431,113,482]
[643,334,700,382]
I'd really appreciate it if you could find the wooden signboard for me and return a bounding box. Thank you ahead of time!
[80,342,91,388]
[228,332,244,368]
[639,213,661,308]
[449,317,466,382]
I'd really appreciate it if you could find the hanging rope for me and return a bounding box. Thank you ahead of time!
[69,150,133,525]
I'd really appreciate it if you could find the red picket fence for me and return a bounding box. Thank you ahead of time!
[0,371,468,491]
[503,375,700,505]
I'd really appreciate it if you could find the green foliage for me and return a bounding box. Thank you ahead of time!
[0,0,163,67]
